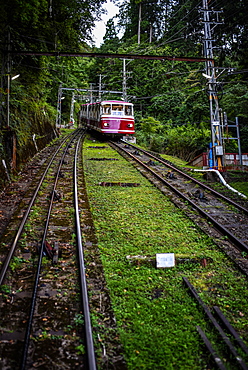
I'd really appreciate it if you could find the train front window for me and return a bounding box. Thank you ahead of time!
[112,104,124,116]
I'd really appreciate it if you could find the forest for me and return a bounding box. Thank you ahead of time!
[0,0,248,169]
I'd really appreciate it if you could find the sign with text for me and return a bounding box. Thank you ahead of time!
[156,253,175,268]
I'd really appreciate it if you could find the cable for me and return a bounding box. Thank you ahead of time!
[158,1,202,46]
[134,86,205,100]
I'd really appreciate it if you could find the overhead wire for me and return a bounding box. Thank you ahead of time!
[156,0,202,47]
[100,0,199,56]
[134,86,205,100]
[94,0,207,101]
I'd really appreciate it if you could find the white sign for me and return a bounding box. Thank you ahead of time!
[156,253,175,268]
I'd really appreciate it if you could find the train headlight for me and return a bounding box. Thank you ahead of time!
[127,124,133,127]
[103,122,109,127]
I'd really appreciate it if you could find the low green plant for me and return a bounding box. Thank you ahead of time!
[75,344,85,355]
[74,313,84,326]
[9,256,26,271]
[0,285,11,294]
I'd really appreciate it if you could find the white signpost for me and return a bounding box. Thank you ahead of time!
[156,253,175,268]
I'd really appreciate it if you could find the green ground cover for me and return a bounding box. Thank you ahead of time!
[230,182,248,197]
[83,139,248,370]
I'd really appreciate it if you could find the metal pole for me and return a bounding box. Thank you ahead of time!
[90,83,93,103]
[69,91,75,126]
[201,0,224,169]
[7,30,11,127]
[220,110,226,168]
[99,74,102,100]
[56,83,62,128]
[236,117,242,165]
[123,59,127,101]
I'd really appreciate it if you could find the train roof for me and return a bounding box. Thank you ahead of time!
[81,100,133,105]
[101,100,132,104]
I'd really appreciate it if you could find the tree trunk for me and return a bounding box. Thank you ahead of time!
[138,3,141,44]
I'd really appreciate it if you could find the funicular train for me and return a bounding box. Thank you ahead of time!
[79,100,135,137]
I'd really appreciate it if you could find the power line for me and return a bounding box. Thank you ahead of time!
[134,86,205,100]
[10,50,213,63]
[158,1,202,46]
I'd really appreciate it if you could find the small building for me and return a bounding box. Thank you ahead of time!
[188,153,248,170]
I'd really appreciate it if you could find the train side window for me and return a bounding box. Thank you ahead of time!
[102,104,111,115]
[125,105,132,116]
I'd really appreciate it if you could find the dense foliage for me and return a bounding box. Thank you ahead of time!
[0,0,248,167]
[92,0,248,157]
[0,0,105,171]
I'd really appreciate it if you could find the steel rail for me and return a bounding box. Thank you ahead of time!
[196,326,227,370]
[74,135,97,370]
[111,142,248,253]
[213,306,248,355]
[120,141,248,216]
[20,130,82,370]
[0,133,72,286]
[183,277,248,370]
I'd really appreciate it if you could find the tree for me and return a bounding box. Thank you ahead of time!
[216,0,248,69]
[101,19,120,51]
[117,0,171,43]
[0,0,106,52]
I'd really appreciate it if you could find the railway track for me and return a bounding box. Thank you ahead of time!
[110,140,248,272]
[0,130,99,369]
[83,139,248,369]
[1,134,248,369]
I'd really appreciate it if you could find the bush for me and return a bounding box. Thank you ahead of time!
[164,124,211,161]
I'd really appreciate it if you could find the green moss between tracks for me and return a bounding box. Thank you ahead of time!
[83,138,248,370]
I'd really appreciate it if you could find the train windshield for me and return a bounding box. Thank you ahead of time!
[112,104,124,116]
[101,103,133,116]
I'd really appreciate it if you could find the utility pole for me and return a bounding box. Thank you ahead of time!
[90,83,93,103]
[123,59,133,101]
[7,29,11,128]
[1,28,11,129]
[69,91,75,126]
[123,59,127,101]
[200,0,224,169]
[56,83,63,128]
[99,74,102,100]
[98,74,106,100]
